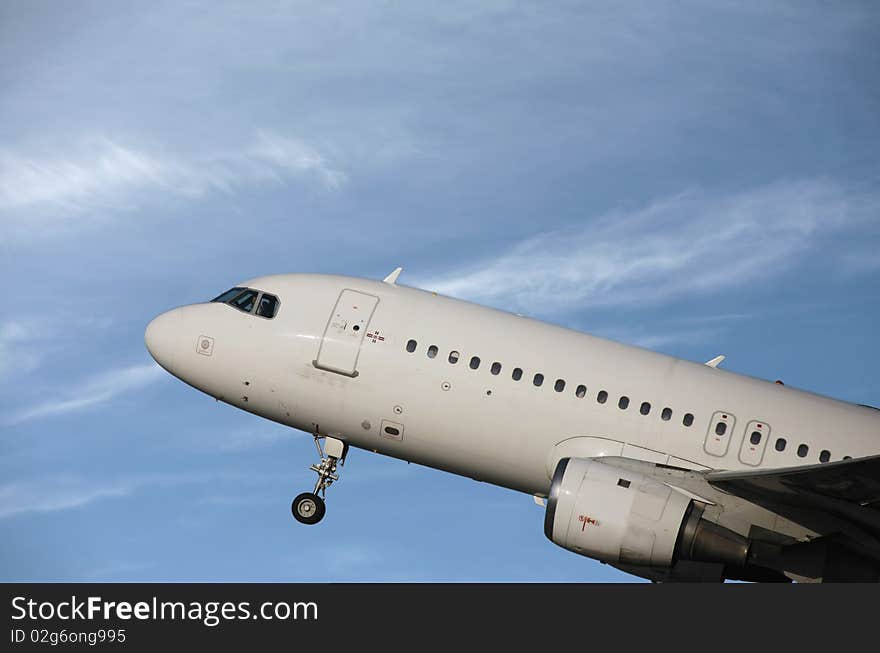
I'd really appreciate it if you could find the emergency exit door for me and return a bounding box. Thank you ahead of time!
[314,289,379,377]
[704,410,736,457]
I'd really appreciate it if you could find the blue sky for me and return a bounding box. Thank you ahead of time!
[1,1,878,582]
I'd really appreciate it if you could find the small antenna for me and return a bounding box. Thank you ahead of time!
[383,267,403,285]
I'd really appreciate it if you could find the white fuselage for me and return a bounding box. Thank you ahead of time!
[145,273,880,497]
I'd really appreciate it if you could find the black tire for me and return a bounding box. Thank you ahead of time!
[291,492,325,525]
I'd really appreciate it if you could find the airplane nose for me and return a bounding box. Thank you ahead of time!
[145,309,182,371]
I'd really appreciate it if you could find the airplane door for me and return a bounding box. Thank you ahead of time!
[738,420,770,466]
[314,289,379,377]
[704,411,735,457]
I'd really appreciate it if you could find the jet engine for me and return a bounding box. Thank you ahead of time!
[544,457,751,568]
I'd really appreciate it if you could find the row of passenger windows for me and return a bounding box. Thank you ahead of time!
[406,338,845,464]
[713,418,842,463]
[211,287,279,319]
[405,339,696,427]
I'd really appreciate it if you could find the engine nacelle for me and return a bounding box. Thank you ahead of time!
[545,457,750,569]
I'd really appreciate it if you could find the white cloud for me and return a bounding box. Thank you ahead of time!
[0,141,166,213]
[8,362,164,424]
[0,472,212,519]
[593,327,718,352]
[317,542,384,576]
[0,477,137,519]
[584,313,752,352]
[0,315,117,382]
[248,131,346,189]
[80,561,155,580]
[215,425,300,452]
[416,179,877,314]
[0,131,345,219]
[0,319,52,378]
[0,469,299,520]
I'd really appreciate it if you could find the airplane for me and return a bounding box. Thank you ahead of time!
[144,268,880,582]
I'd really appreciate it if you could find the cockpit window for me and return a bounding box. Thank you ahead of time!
[256,293,279,318]
[211,287,245,303]
[211,286,278,318]
[229,289,259,313]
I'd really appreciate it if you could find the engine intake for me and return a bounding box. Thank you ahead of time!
[545,457,750,568]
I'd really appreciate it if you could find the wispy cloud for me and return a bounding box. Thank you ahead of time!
[0,469,301,521]
[586,313,752,352]
[8,362,164,424]
[0,315,115,381]
[215,425,300,452]
[417,179,878,314]
[0,319,52,378]
[0,477,137,519]
[0,472,211,519]
[79,561,155,581]
[313,542,385,576]
[591,326,718,351]
[0,131,345,219]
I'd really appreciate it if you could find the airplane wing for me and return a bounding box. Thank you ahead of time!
[706,454,880,537]
[584,454,880,581]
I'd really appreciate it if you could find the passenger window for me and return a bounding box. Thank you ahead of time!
[575,385,587,398]
[491,362,502,375]
[715,421,727,436]
[256,293,279,318]
[512,367,523,381]
[640,402,651,415]
[533,373,544,387]
[661,407,672,421]
[797,444,809,458]
[683,413,694,427]
[554,379,565,392]
[597,390,608,404]
[229,289,259,313]
[448,350,460,364]
[469,356,481,370]
[819,450,830,463]
[427,345,438,359]
[618,396,629,410]
[750,431,762,445]
[406,339,417,353]
[775,438,786,452]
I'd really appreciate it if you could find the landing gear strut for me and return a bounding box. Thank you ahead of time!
[291,434,347,525]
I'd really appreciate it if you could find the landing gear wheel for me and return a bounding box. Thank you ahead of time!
[291,492,325,525]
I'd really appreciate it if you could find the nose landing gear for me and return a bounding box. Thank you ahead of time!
[291,492,325,524]
[291,434,347,525]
